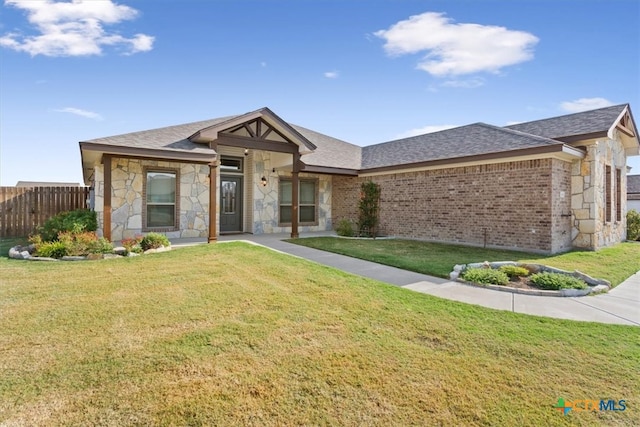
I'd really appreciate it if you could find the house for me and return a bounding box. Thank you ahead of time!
[627,175,640,212]
[79,104,638,254]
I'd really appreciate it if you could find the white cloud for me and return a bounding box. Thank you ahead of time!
[441,77,485,88]
[374,12,538,77]
[324,71,339,79]
[0,0,154,57]
[560,97,614,113]
[55,107,103,120]
[396,124,458,139]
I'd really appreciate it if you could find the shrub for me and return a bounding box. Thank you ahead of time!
[36,241,67,258]
[529,272,588,290]
[462,268,509,286]
[40,231,113,257]
[140,233,170,251]
[358,181,381,237]
[39,209,97,242]
[90,237,114,254]
[122,236,144,254]
[336,219,355,237]
[627,209,640,241]
[499,265,530,278]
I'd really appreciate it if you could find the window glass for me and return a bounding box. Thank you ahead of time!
[146,171,176,228]
[279,178,317,224]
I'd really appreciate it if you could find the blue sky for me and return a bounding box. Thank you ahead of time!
[1,0,638,185]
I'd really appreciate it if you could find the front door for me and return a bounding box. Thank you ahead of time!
[220,176,242,233]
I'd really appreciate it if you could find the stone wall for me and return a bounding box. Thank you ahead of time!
[252,151,332,234]
[93,158,210,241]
[571,136,627,249]
[333,159,572,253]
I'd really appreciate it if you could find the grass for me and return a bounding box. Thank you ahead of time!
[287,237,640,286]
[1,242,638,426]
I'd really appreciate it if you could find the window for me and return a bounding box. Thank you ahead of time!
[279,178,318,225]
[605,165,611,223]
[220,157,243,173]
[144,169,178,229]
[616,168,622,222]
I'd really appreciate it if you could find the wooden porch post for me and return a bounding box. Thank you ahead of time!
[208,161,218,243]
[103,155,112,242]
[291,152,300,238]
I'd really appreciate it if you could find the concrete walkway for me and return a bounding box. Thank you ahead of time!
[173,233,640,326]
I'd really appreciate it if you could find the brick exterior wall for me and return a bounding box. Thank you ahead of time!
[333,159,573,254]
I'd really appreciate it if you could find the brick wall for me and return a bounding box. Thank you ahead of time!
[333,159,573,253]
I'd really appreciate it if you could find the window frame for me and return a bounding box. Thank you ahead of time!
[278,177,319,227]
[142,167,180,232]
[605,165,612,223]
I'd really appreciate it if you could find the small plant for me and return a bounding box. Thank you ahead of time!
[90,237,114,254]
[529,272,588,290]
[122,236,144,254]
[140,233,170,251]
[336,219,355,237]
[358,181,381,237]
[627,209,640,241]
[499,265,530,278]
[462,268,509,286]
[39,209,98,242]
[36,241,68,258]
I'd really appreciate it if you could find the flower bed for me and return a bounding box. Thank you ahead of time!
[449,261,610,297]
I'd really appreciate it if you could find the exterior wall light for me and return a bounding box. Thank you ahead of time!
[261,176,267,187]
[244,148,249,156]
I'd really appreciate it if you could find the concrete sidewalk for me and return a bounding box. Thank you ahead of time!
[176,233,640,326]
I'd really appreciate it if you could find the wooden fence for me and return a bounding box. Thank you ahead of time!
[0,186,90,238]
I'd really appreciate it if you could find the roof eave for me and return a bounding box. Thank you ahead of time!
[80,142,217,164]
[361,144,584,175]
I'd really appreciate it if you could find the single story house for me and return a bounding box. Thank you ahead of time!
[80,104,638,254]
[627,175,640,212]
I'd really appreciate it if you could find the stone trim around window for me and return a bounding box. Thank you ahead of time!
[278,177,319,227]
[142,166,180,232]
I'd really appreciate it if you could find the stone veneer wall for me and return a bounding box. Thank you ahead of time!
[333,159,572,254]
[93,158,210,241]
[252,151,332,234]
[571,137,627,249]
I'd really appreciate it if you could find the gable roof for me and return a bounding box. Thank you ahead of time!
[293,125,362,171]
[361,123,578,170]
[505,104,629,141]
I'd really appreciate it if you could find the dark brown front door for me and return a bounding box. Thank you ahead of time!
[220,176,242,233]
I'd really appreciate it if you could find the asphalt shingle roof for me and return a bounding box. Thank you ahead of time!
[361,123,562,169]
[82,116,236,155]
[293,125,362,170]
[505,104,627,139]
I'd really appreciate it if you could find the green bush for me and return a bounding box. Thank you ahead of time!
[499,265,530,278]
[140,233,170,251]
[38,231,113,257]
[336,219,355,237]
[39,209,97,242]
[358,181,381,237]
[462,268,509,286]
[90,237,114,254]
[36,241,68,258]
[529,272,588,290]
[122,236,144,254]
[627,209,640,241]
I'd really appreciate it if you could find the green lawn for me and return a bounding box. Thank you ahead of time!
[287,237,640,286]
[0,242,637,425]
